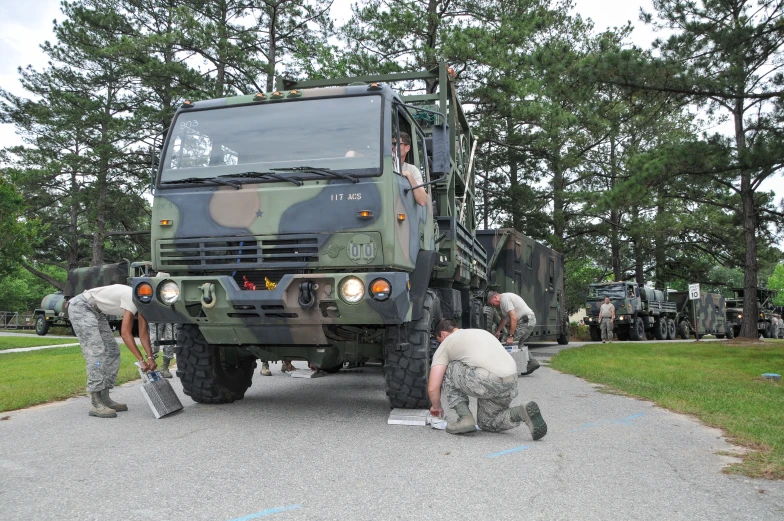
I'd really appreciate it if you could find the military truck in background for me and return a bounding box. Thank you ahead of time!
[583,282,678,341]
[725,288,778,338]
[132,63,499,408]
[478,229,569,344]
[669,291,731,339]
[34,261,152,336]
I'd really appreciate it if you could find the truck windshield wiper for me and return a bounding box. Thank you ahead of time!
[270,166,359,184]
[161,177,241,189]
[218,171,303,186]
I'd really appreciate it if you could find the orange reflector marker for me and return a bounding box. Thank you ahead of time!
[357,210,373,219]
[397,214,406,222]
[136,282,153,303]
[370,278,391,301]
[159,219,173,226]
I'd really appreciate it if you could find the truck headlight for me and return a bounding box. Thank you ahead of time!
[159,281,180,305]
[737,314,742,319]
[369,278,391,301]
[339,276,365,304]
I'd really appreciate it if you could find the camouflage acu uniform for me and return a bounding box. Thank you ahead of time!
[442,361,521,432]
[149,323,176,360]
[69,294,122,393]
[512,313,536,345]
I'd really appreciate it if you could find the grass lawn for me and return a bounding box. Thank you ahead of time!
[0,336,80,351]
[551,340,784,479]
[0,345,145,412]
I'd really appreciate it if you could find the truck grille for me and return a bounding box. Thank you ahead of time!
[157,235,320,270]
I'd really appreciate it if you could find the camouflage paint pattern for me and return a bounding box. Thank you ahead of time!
[441,361,520,433]
[477,229,568,342]
[670,291,728,336]
[132,67,487,369]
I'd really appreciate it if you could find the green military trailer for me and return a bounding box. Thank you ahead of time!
[725,288,777,339]
[33,261,150,336]
[583,282,679,341]
[669,291,731,339]
[131,64,497,408]
[477,229,569,344]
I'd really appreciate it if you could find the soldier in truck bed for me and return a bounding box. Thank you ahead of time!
[487,291,540,375]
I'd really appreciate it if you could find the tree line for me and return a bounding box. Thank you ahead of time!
[1,0,782,337]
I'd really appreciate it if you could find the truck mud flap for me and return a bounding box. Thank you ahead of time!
[410,251,439,322]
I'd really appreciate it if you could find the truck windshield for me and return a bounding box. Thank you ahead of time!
[587,283,626,300]
[160,95,382,184]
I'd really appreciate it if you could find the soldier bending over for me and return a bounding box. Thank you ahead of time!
[488,291,540,374]
[69,284,155,418]
[428,319,547,439]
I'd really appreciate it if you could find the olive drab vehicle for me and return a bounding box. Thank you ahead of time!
[583,282,679,341]
[668,291,731,339]
[477,230,569,344]
[725,288,778,339]
[132,64,497,408]
[33,261,152,336]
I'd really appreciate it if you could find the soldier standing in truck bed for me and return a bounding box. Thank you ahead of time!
[488,291,540,374]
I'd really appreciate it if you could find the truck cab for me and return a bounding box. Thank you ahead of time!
[583,282,678,341]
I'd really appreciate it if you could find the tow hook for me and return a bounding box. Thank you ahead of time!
[298,281,317,309]
[200,283,217,309]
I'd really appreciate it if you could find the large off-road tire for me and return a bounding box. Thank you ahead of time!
[384,290,439,409]
[666,318,677,340]
[678,320,690,340]
[35,315,49,336]
[628,317,645,341]
[176,324,256,404]
[616,327,630,341]
[469,298,484,329]
[726,325,734,339]
[653,319,667,340]
[557,313,570,345]
[589,326,601,342]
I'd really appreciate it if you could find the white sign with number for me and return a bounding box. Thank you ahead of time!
[688,283,700,300]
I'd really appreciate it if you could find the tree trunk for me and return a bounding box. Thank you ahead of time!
[551,160,566,253]
[22,262,65,291]
[735,101,758,338]
[91,87,113,266]
[609,136,621,280]
[266,5,277,92]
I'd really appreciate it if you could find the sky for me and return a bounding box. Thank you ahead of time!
[0,0,780,198]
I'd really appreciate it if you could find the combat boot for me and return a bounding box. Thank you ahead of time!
[99,389,128,412]
[521,401,547,440]
[446,412,476,434]
[261,361,272,376]
[525,358,541,375]
[160,358,173,378]
[89,392,117,418]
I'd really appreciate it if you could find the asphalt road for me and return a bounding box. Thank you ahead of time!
[1,342,783,521]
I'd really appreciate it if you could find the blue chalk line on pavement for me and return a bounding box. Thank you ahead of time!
[226,504,301,521]
[572,413,646,432]
[486,445,529,458]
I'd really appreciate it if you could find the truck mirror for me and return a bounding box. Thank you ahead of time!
[430,124,450,175]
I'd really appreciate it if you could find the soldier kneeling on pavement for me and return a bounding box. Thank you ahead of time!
[69,284,155,418]
[487,291,540,374]
[427,318,547,440]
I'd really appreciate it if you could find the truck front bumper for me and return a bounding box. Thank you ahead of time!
[131,272,411,346]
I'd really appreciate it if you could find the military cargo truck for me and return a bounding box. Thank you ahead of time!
[725,288,778,338]
[477,229,569,344]
[132,64,495,408]
[669,291,731,339]
[583,282,678,341]
[33,261,152,336]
